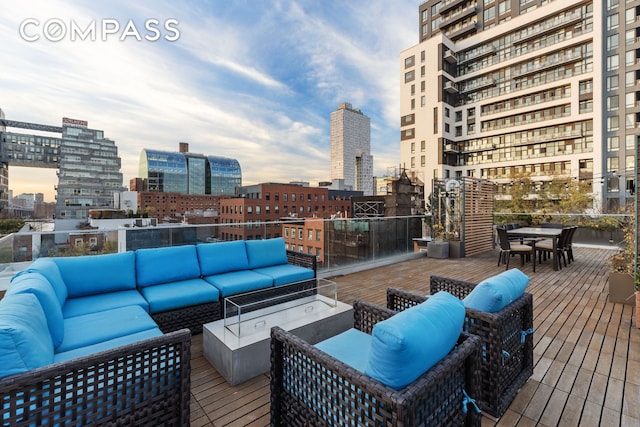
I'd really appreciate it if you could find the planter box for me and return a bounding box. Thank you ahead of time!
[427,241,449,259]
[449,241,465,258]
[608,272,635,305]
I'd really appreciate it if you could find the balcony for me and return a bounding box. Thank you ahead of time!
[444,80,459,93]
[0,218,637,425]
[443,48,457,64]
[188,244,636,425]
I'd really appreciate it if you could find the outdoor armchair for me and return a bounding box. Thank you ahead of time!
[387,274,534,418]
[270,299,482,426]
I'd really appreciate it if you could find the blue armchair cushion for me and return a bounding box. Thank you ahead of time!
[53,252,137,298]
[245,238,289,269]
[315,328,371,373]
[364,291,465,390]
[56,305,158,353]
[139,278,220,313]
[62,290,150,318]
[197,241,249,276]
[0,293,54,379]
[16,257,68,305]
[135,245,201,287]
[203,270,273,297]
[463,268,530,313]
[6,272,64,349]
[54,328,163,363]
[252,264,314,286]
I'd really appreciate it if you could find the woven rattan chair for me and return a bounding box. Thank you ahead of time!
[387,276,534,418]
[270,299,482,426]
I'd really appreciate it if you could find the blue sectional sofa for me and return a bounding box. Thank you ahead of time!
[0,237,316,425]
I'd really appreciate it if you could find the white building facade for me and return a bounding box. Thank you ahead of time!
[330,103,374,196]
[401,0,637,212]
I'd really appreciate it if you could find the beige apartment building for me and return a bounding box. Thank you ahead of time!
[401,0,637,212]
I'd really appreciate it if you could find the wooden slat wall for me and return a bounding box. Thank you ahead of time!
[462,177,495,257]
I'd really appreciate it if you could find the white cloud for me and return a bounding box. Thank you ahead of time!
[1,0,420,201]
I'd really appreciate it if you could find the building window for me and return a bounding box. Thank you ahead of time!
[607,13,619,30]
[626,134,636,149]
[421,155,426,167]
[607,54,619,71]
[404,55,415,68]
[284,227,289,238]
[608,136,620,151]
[308,229,313,240]
[608,116,619,131]
[316,230,321,241]
[607,156,620,173]
[421,140,426,151]
[608,177,620,193]
[607,34,619,50]
[405,70,415,82]
[411,142,415,153]
[607,95,619,110]
[607,75,619,91]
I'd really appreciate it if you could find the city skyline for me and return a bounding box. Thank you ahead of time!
[0,1,418,202]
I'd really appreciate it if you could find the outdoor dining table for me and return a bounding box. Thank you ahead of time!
[506,227,564,271]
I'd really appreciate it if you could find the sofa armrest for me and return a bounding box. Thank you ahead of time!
[286,250,317,274]
[0,329,191,426]
[429,275,477,299]
[386,287,428,311]
[352,299,396,335]
[271,326,482,427]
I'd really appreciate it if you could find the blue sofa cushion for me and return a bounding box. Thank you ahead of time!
[364,291,465,390]
[139,278,220,314]
[252,264,314,286]
[136,245,201,287]
[203,270,273,297]
[245,238,289,269]
[197,241,249,276]
[6,272,64,349]
[0,293,54,379]
[62,290,150,318]
[463,269,530,313]
[56,305,158,353]
[315,328,371,373]
[16,257,68,306]
[53,252,137,298]
[54,328,163,363]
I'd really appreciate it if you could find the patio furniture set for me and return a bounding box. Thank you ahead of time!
[499,224,578,271]
[271,268,534,425]
[0,237,316,426]
[1,232,535,426]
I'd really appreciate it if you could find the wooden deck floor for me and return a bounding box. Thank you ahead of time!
[189,246,640,426]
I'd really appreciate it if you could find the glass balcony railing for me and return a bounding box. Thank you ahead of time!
[0,216,427,285]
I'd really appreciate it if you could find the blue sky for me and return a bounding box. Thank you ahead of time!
[1,1,418,201]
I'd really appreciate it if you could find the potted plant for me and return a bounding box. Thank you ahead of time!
[427,222,449,259]
[608,214,636,305]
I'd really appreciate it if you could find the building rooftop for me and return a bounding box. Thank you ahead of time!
[189,245,640,426]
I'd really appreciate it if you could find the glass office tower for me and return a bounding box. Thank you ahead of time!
[139,147,241,196]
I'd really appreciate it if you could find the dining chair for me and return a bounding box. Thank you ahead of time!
[496,227,535,271]
[536,226,572,268]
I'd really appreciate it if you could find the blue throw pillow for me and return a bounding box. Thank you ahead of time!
[245,238,289,269]
[15,257,68,306]
[7,272,65,349]
[136,245,201,287]
[463,269,530,312]
[364,291,465,390]
[53,252,137,298]
[0,293,54,379]
[197,241,249,276]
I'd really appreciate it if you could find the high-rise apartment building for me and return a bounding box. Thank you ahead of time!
[401,0,637,212]
[330,103,374,196]
[0,112,126,222]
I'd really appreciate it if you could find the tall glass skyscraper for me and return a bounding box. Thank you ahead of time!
[139,144,241,195]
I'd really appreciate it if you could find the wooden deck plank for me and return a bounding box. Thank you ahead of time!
[187,246,640,426]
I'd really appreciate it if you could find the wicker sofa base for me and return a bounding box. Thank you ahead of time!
[0,329,191,426]
[387,274,534,418]
[151,301,222,335]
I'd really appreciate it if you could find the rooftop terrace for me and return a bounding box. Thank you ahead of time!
[189,245,640,426]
